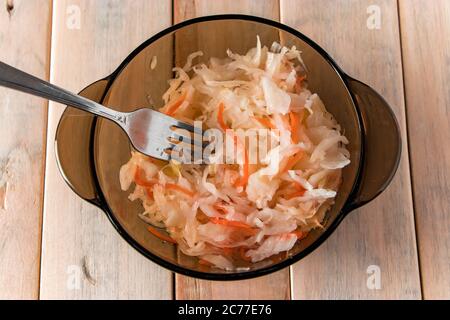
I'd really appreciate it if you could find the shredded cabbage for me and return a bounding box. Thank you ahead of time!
[120,38,350,270]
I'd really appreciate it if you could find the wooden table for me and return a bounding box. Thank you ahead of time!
[0,0,448,300]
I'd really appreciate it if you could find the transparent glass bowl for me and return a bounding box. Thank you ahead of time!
[55,15,401,280]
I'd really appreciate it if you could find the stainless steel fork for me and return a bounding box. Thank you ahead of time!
[0,61,202,161]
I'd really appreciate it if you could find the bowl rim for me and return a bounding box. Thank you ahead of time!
[80,14,366,280]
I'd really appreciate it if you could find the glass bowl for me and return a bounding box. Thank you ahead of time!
[55,15,401,280]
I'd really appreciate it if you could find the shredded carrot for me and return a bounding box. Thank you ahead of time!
[285,151,303,171]
[147,226,177,244]
[136,168,195,198]
[291,229,308,240]
[134,166,157,187]
[244,228,259,236]
[282,114,291,128]
[222,247,234,256]
[165,91,187,116]
[210,217,253,230]
[165,183,195,198]
[289,111,301,144]
[213,202,228,214]
[297,75,306,83]
[234,149,249,188]
[217,102,230,131]
[293,181,304,191]
[285,189,306,200]
[218,103,249,188]
[144,157,154,164]
[295,75,307,93]
[278,151,303,176]
[145,187,153,198]
[239,247,252,262]
[284,181,306,199]
[199,259,213,266]
[254,116,275,129]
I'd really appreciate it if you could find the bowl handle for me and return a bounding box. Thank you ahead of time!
[55,79,108,206]
[344,76,402,212]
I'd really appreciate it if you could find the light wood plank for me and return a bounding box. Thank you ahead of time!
[281,0,421,299]
[0,0,52,299]
[174,0,280,21]
[173,0,290,300]
[40,0,173,299]
[399,0,450,300]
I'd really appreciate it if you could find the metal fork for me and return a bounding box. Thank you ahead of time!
[0,61,203,161]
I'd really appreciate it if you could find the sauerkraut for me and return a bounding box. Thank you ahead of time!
[119,37,350,270]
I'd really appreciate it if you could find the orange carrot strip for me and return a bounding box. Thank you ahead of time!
[222,247,234,256]
[297,75,306,83]
[224,129,248,189]
[165,183,195,198]
[278,151,303,176]
[285,189,306,200]
[147,226,177,244]
[289,111,301,144]
[145,187,154,198]
[291,230,308,240]
[254,116,276,129]
[218,103,249,188]
[234,149,249,188]
[282,114,291,128]
[293,181,305,191]
[243,228,260,236]
[295,75,307,93]
[165,91,187,116]
[296,75,307,88]
[239,247,252,262]
[285,181,306,199]
[213,202,228,214]
[199,259,213,266]
[210,217,253,230]
[134,166,158,187]
[217,102,230,131]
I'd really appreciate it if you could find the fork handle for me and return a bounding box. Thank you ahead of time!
[0,61,125,124]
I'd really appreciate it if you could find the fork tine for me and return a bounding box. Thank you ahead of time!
[170,121,210,147]
[170,132,209,148]
[164,142,201,164]
[124,108,208,163]
[173,121,198,133]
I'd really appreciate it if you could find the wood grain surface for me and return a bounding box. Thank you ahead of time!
[399,0,450,300]
[281,0,421,299]
[39,0,172,299]
[0,0,448,300]
[0,0,52,299]
[174,0,290,300]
